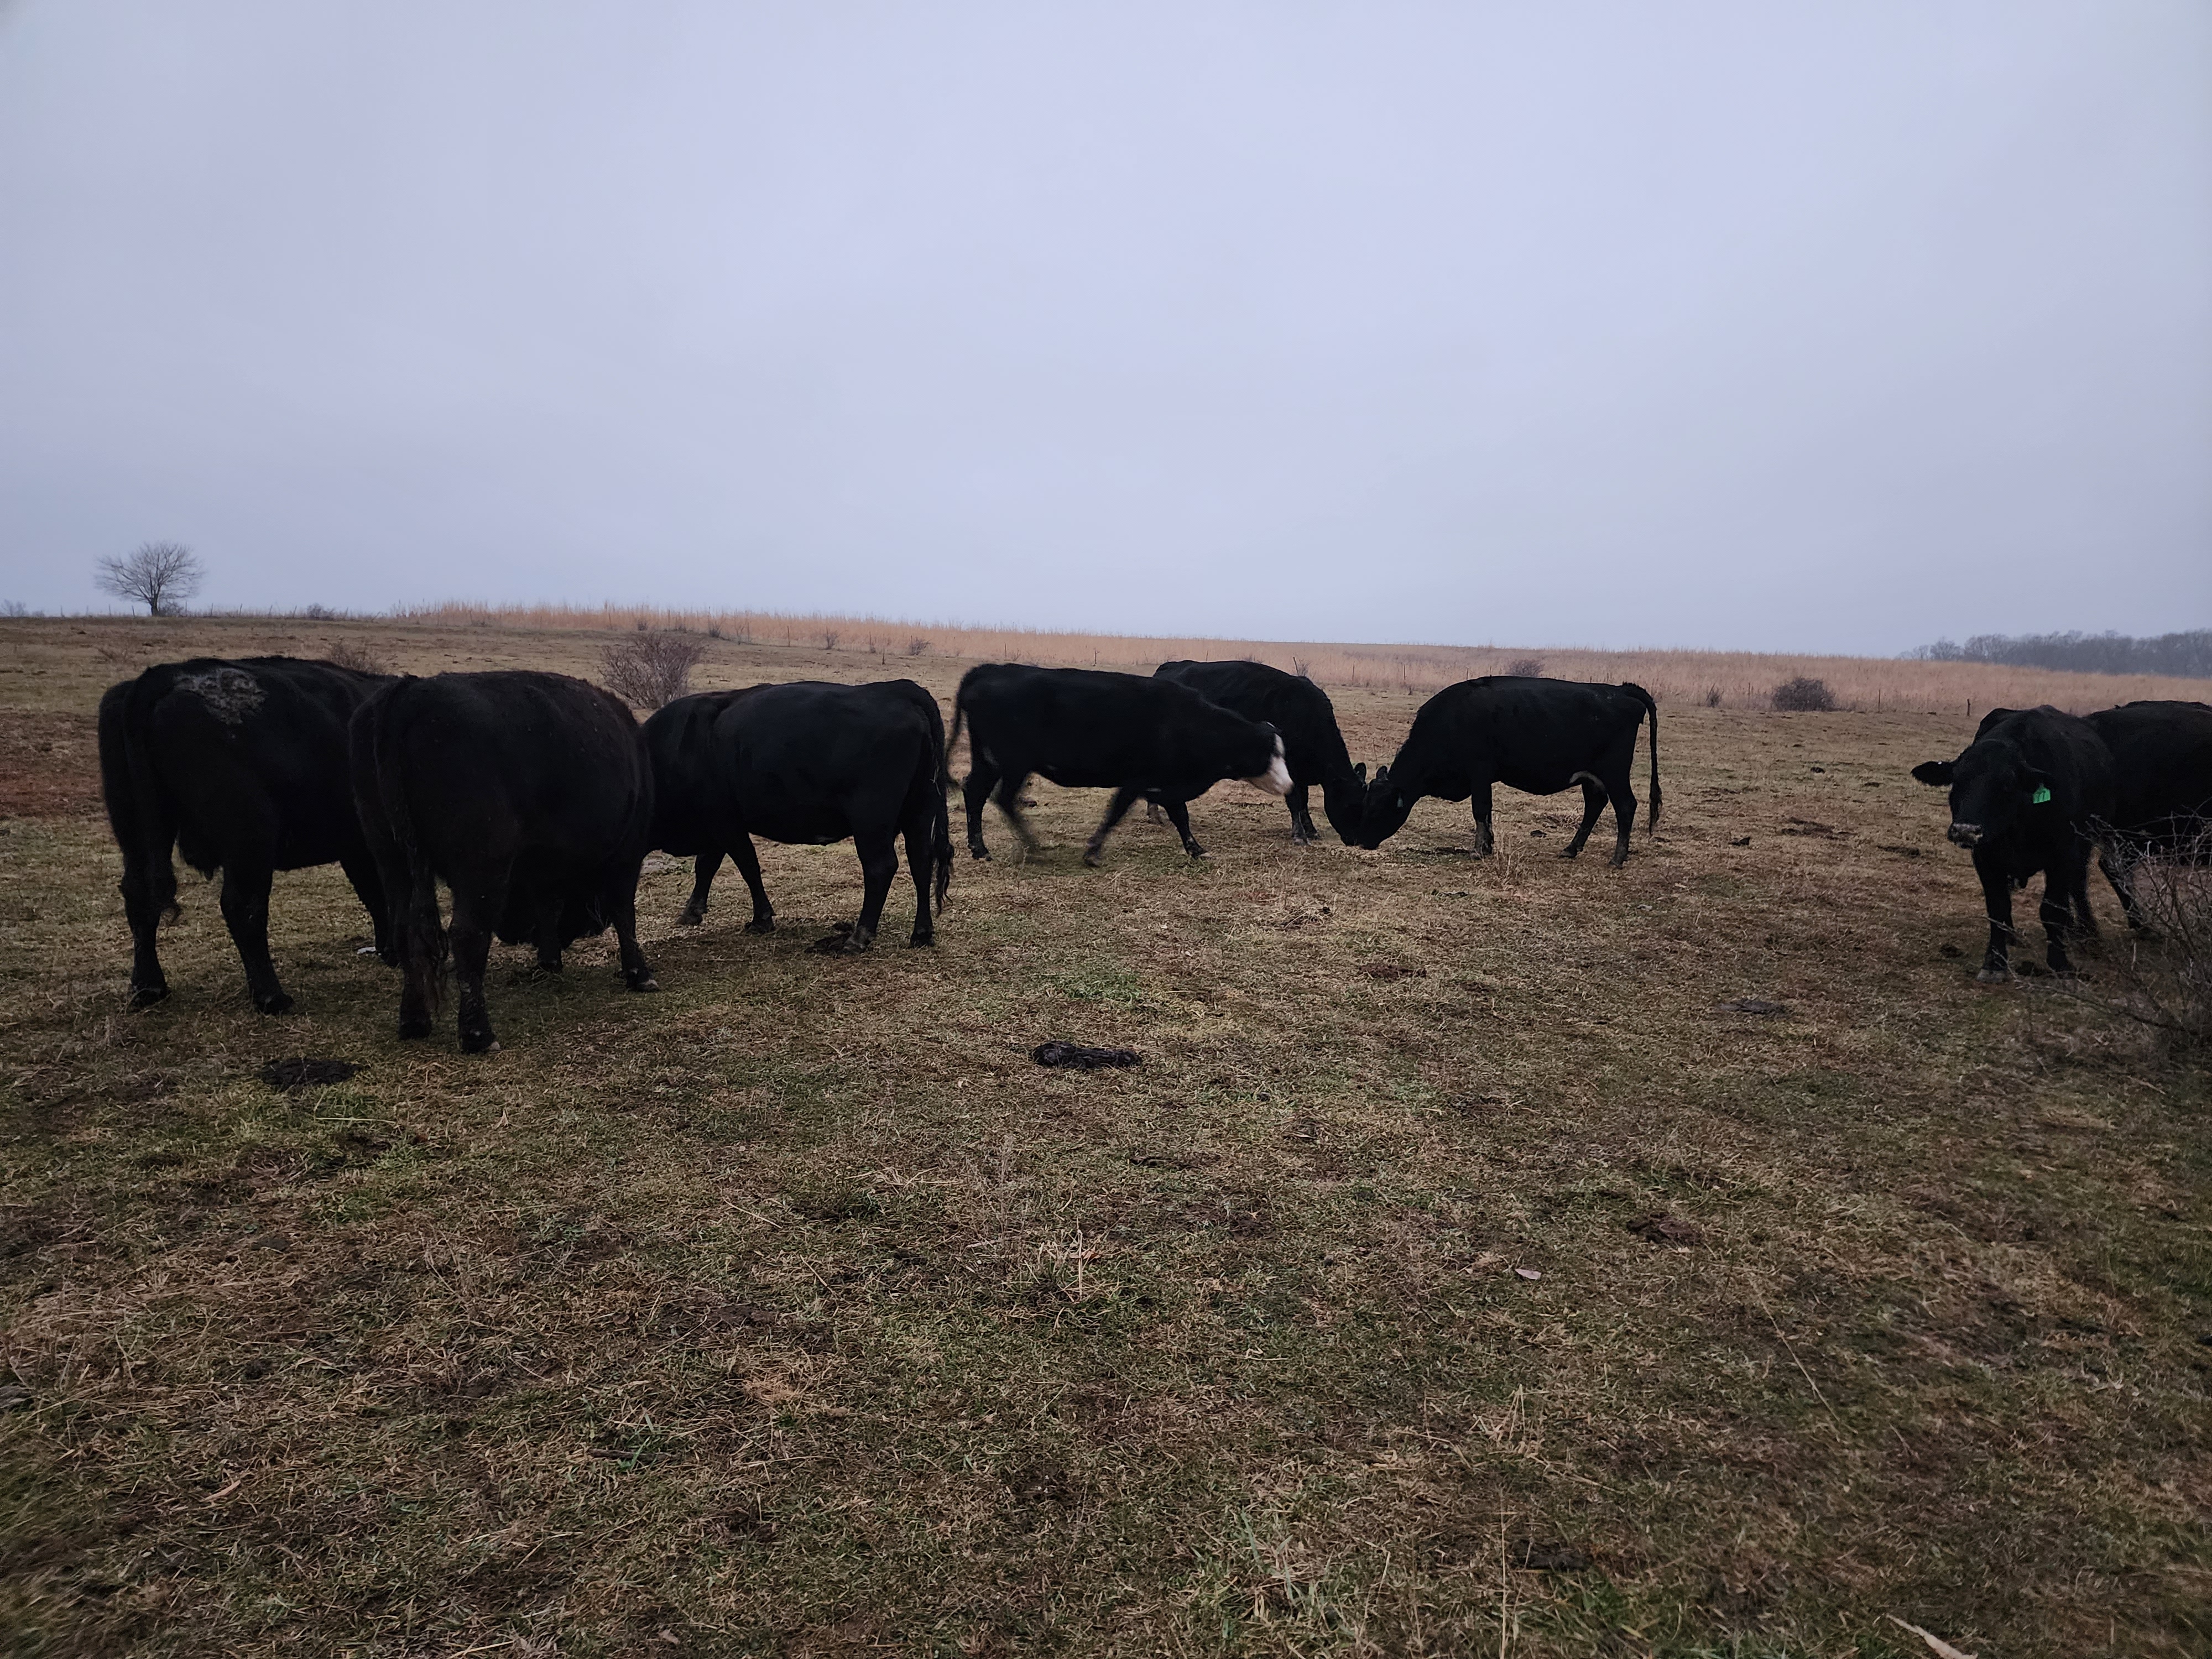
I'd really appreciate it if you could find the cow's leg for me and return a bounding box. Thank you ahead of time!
[817,828,897,952]
[963,756,1000,859]
[902,809,936,947]
[676,848,722,926]
[1160,798,1207,860]
[607,872,658,992]
[1467,776,1496,858]
[2099,843,2147,930]
[1084,786,1144,866]
[1285,782,1313,844]
[530,890,565,973]
[1973,854,2017,983]
[727,834,775,933]
[1604,775,1640,868]
[120,873,170,1008]
[218,862,292,1014]
[993,772,1040,854]
[447,878,502,1053]
[338,849,392,964]
[2065,844,2099,946]
[1558,779,1606,860]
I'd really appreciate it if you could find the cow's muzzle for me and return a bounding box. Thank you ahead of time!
[1947,822,1983,849]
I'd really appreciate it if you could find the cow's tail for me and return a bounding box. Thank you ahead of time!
[363,686,448,1008]
[923,691,954,910]
[1623,681,1661,832]
[100,677,180,922]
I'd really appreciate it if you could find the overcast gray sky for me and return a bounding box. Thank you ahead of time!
[2,3,2206,651]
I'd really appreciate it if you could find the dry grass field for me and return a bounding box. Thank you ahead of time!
[3,613,2209,1658]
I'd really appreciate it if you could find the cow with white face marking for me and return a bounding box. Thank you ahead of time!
[1911,705,2115,982]
[950,664,1291,865]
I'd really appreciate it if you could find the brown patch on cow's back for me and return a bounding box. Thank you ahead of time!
[0,712,103,818]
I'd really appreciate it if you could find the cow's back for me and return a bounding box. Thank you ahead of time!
[106,656,384,874]
[374,671,653,877]
[2088,700,2212,837]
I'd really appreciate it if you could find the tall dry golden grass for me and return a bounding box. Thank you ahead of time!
[387,600,2210,715]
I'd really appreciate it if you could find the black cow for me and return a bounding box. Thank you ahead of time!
[950,664,1292,865]
[351,671,657,1052]
[1152,660,1361,844]
[2084,700,2212,928]
[1911,705,2115,981]
[1353,676,1661,865]
[98,655,392,1013]
[644,679,953,952]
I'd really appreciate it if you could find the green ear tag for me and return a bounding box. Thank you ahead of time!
[2032,785,2052,804]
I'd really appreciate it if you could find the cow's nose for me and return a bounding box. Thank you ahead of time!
[1947,822,1981,848]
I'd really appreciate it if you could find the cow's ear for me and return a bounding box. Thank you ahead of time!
[1911,760,1953,786]
[1353,762,1367,784]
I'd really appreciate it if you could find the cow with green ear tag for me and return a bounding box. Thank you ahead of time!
[1910,706,2116,982]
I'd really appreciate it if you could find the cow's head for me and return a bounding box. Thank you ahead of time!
[1320,761,1368,844]
[1355,762,1415,849]
[1243,726,1293,796]
[1913,744,2051,850]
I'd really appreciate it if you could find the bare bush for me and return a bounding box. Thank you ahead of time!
[602,631,707,709]
[820,629,841,651]
[1506,656,1546,677]
[321,638,387,676]
[303,603,340,620]
[1704,687,1723,707]
[906,637,931,657]
[2,601,33,618]
[2090,823,2212,1051]
[1290,657,1312,680]
[1771,676,1837,712]
[96,541,204,616]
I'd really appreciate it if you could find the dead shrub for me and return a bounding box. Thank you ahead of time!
[1704,687,1723,708]
[906,637,931,657]
[820,630,841,651]
[321,638,386,676]
[1771,676,1837,712]
[1506,656,1546,677]
[2089,821,2211,1051]
[602,631,707,710]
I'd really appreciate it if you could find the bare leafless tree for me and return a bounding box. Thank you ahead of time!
[1506,656,1546,677]
[601,631,707,710]
[96,541,204,615]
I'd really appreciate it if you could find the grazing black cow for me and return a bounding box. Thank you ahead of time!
[644,679,953,952]
[98,656,391,1013]
[1152,660,1361,844]
[950,664,1291,865]
[1353,676,1660,865]
[2084,700,2212,927]
[351,671,657,1052]
[1911,705,2115,982]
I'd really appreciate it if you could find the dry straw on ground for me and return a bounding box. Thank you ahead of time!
[389,601,2212,714]
[1,611,2206,1657]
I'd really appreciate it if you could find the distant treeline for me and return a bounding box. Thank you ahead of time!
[1905,629,2212,680]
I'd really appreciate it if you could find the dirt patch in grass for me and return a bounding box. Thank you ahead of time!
[0,615,2207,1656]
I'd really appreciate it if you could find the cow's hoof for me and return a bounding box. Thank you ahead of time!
[969,848,991,861]
[811,931,872,955]
[461,1030,499,1055]
[128,983,170,1010]
[1182,844,1208,860]
[628,975,661,993]
[910,932,935,948]
[1975,967,2013,985]
[744,918,776,935]
[398,1018,432,1040]
[674,908,705,927]
[1082,849,1105,868]
[256,992,296,1015]
[534,958,564,974]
